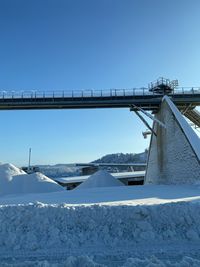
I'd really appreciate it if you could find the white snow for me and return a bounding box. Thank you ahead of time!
[0,162,25,178]
[76,170,124,189]
[10,172,64,194]
[163,95,200,160]
[0,163,25,194]
[2,255,200,267]
[1,183,200,205]
[0,184,199,265]
[0,185,200,266]
[0,163,64,195]
[0,164,200,265]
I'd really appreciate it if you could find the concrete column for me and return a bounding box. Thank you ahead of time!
[145,96,200,185]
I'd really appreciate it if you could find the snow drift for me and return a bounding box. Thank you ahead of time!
[0,163,25,194]
[0,201,200,264]
[0,183,200,265]
[0,162,25,179]
[76,170,124,189]
[0,163,63,195]
[10,172,64,194]
[1,255,200,267]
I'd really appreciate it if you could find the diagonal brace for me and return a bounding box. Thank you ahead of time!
[130,104,166,129]
[134,110,157,137]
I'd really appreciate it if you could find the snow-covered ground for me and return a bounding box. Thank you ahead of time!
[1,163,200,266]
[1,185,200,266]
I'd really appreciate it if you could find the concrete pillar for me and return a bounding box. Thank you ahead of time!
[145,96,200,185]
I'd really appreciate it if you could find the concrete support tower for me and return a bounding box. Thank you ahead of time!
[145,96,200,184]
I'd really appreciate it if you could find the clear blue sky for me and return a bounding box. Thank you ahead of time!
[0,0,200,166]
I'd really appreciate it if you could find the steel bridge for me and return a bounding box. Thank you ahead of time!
[0,87,199,111]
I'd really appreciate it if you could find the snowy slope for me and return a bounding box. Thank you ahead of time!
[76,170,124,189]
[0,163,200,266]
[10,172,64,194]
[0,184,200,205]
[0,163,64,195]
[0,186,200,266]
[0,163,25,179]
[0,163,25,194]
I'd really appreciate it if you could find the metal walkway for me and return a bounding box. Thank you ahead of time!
[184,108,200,128]
[0,87,199,111]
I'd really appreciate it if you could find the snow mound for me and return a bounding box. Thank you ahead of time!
[0,163,26,194]
[11,172,64,194]
[76,170,124,189]
[1,255,200,267]
[0,162,63,195]
[1,201,200,254]
[0,163,25,179]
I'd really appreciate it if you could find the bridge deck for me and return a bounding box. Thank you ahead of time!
[0,88,199,110]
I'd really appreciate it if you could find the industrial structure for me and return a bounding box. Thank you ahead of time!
[1,77,199,186]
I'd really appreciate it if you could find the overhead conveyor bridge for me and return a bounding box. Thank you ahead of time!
[0,87,199,111]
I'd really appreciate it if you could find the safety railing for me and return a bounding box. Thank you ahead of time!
[0,87,199,99]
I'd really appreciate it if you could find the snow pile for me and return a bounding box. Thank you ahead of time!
[10,172,64,194]
[0,185,200,264]
[0,256,105,267]
[122,256,200,267]
[76,170,124,189]
[1,201,200,252]
[0,163,25,179]
[0,163,25,194]
[1,256,200,267]
[1,184,200,205]
[0,162,64,195]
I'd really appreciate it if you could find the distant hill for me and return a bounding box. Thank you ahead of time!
[92,150,148,172]
[36,150,148,178]
[93,150,148,164]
